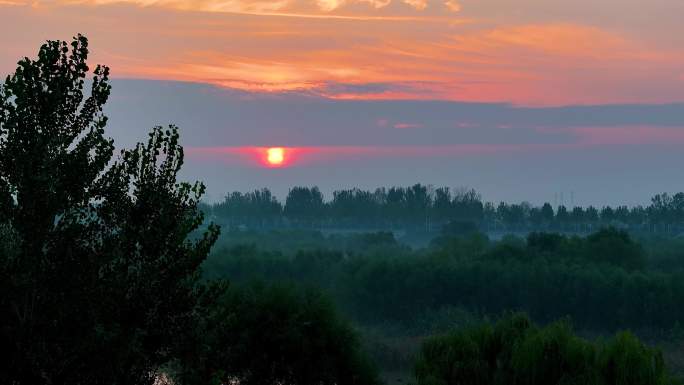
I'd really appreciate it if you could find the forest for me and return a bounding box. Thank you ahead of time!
[2,36,683,385]
[202,186,684,235]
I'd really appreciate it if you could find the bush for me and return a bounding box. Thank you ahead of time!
[413,313,678,385]
[180,282,380,385]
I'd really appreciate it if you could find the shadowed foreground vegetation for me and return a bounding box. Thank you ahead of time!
[415,313,679,385]
[1,35,681,385]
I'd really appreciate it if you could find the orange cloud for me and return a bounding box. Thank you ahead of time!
[25,0,453,16]
[402,0,427,10]
[444,0,459,12]
[393,122,423,129]
[1,2,683,105]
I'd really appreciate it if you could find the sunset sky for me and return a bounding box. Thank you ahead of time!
[2,0,684,205]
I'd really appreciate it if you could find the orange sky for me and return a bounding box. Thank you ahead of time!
[2,0,684,105]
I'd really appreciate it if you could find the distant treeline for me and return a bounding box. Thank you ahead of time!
[201,185,684,233]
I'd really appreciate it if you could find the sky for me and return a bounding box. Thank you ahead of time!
[2,0,684,206]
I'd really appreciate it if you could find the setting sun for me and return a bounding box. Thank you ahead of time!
[266,147,285,166]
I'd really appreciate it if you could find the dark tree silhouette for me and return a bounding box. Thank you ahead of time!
[0,35,219,385]
[284,186,325,227]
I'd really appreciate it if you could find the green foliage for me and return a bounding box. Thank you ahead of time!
[440,220,481,237]
[598,332,668,385]
[204,229,684,332]
[639,235,684,271]
[0,35,219,384]
[206,228,407,258]
[524,228,645,270]
[511,321,596,385]
[213,188,282,228]
[431,232,489,259]
[180,282,380,385]
[413,314,677,385]
[585,228,646,270]
[284,186,326,225]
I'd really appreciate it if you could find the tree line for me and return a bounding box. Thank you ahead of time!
[203,186,684,233]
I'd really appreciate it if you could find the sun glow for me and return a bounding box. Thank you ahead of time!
[266,147,285,166]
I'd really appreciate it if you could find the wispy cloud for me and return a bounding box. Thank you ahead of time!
[393,122,423,129]
[26,0,460,17]
[2,1,684,105]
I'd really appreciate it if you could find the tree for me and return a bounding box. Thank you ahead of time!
[585,205,600,223]
[0,35,219,385]
[214,188,282,228]
[330,188,381,227]
[405,183,431,228]
[555,205,569,227]
[183,283,380,385]
[541,202,555,224]
[432,187,453,223]
[452,188,484,223]
[585,227,645,270]
[601,206,616,224]
[284,186,325,226]
[413,313,677,385]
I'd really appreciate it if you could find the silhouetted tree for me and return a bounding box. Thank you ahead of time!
[0,35,219,385]
[284,186,325,227]
[556,205,569,228]
[541,202,555,224]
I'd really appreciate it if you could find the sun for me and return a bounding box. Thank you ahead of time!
[266,147,285,166]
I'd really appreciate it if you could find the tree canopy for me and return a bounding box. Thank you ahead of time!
[0,34,221,385]
[414,313,678,385]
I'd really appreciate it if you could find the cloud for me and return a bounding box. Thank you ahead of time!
[393,122,423,129]
[98,79,684,149]
[316,0,343,12]
[2,3,684,105]
[444,0,459,11]
[315,82,444,99]
[25,0,451,16]
[402,0,427,10]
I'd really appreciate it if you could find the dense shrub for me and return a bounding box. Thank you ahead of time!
[413,313,678,385]
[178,282,380,385]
